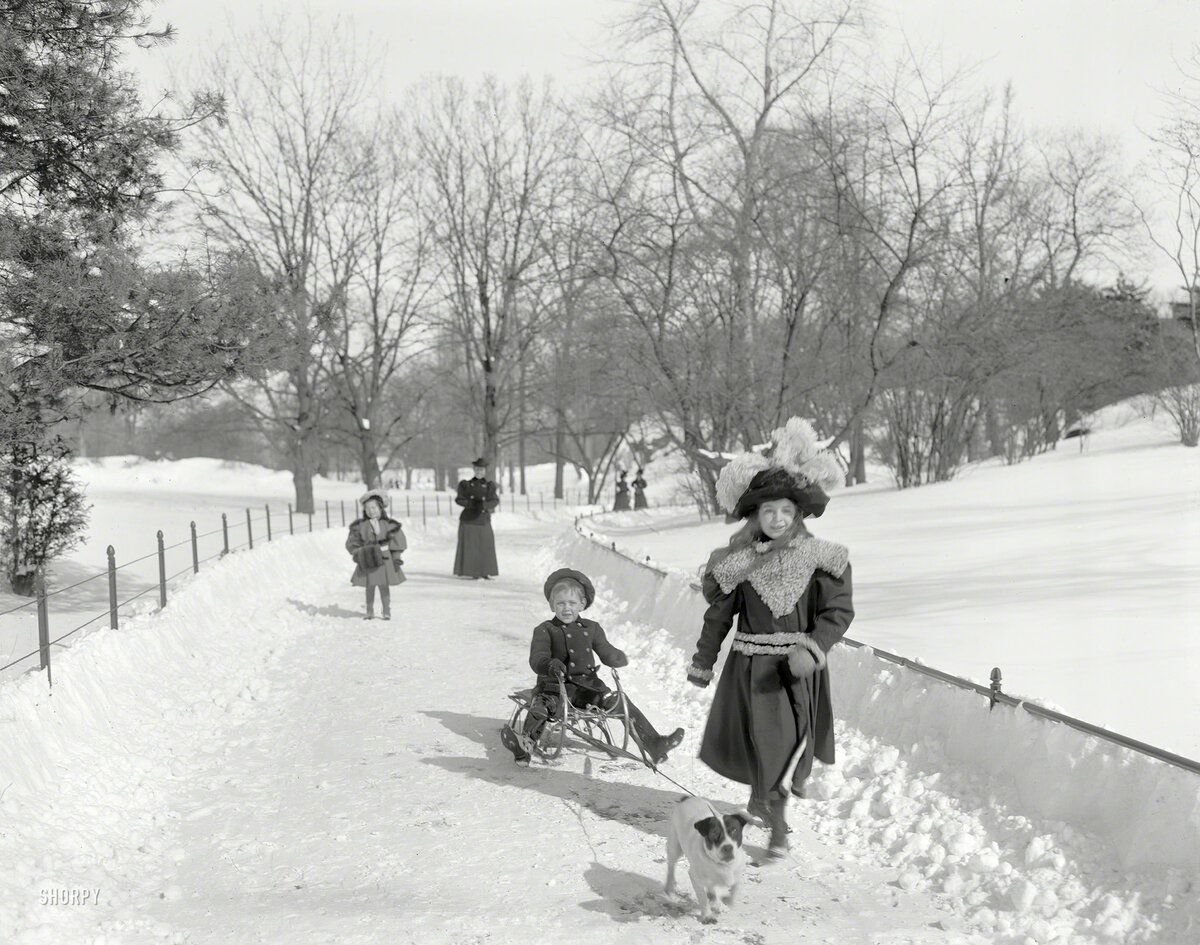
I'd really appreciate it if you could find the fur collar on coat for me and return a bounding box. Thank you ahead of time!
[710,534,849,618]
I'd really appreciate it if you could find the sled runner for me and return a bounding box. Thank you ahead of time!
[506,668,649,765]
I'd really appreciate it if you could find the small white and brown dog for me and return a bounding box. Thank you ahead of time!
[664,796,753,923]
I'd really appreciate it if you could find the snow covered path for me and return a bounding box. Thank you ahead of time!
[140,522,961,944]
[0,517,967,945]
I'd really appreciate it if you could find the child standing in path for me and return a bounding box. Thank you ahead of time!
[346,489,407,620]
[501,568,684,766]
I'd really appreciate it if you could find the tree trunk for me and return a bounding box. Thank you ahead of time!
[518,359,527,494]
[483,360,499,469]
[847,416,867,485]
[292,456,315,515]
[359,432,382,489]
[554,423,564,500]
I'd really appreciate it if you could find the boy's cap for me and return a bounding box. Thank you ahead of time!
[543,568,595,609]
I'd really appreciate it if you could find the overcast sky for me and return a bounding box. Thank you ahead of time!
[133,0,1200,297]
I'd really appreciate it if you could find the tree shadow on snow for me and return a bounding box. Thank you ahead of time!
[287,598,363,620]
[421,709,682,840]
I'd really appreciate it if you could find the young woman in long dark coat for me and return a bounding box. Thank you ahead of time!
[613,470,631,511]
[346,490,407,620]
[632,468,649,509]
[453,458,499,579]
[686,419,853,859]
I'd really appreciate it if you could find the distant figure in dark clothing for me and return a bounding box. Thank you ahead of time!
[633,467,649,509]
[454,457,499,579]
[613,469,631,511]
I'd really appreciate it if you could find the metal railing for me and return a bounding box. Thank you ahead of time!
[573,512,1200,777]
[0,497,355,686]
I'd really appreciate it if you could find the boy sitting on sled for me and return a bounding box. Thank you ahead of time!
[501,568,685,766]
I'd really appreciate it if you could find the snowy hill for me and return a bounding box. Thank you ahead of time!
[581,401,1200,759]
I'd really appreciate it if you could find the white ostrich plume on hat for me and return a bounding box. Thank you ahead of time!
[714,417,841,514]
[715,450,771,514]
[770,418,842,492]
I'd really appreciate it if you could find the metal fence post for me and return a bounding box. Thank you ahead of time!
[435,494,440,516]
[246,508,254,550]
[107,545,119,628]
[510,492,515,513]
[340,500,345,526]
[156,530,167,609]
[421,495,427,527]
[406,495,411,518]
[989,667,1003,709]
[288,503,294,536]
[265,506,272,542]
[221,513,230,556]
[325,500,330,528]
[308,511,313,533]
[190,523,199,573]
[35,569,51,686]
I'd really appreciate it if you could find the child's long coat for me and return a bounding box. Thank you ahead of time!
[688,535,854,800]
[346,516,407,587]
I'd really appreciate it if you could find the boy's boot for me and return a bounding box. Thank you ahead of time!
[765,797,789,860]
[629,708,684,765]
[500,725,531,766]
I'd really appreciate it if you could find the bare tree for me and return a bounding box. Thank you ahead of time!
[322,118,433,487]
[412,77,574,467]
[187,14,372,510]
[595,0,855,507]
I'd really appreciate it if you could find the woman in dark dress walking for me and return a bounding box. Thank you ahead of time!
[632,467,649,509]
[454,458,500,579]
[686,418,853,859]
[613,469,631,511]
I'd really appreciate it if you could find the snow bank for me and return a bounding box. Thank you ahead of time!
[0,531,350,942]
[548,529,1200,944]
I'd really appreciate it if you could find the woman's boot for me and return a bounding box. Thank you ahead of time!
[766,797,789,859]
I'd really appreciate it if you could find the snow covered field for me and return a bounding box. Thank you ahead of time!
[1,416,1197,944]
[584,404,1200,760]
[0,457,597,685]
[2,496,1196,943]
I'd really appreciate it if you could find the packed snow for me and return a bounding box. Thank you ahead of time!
[1,412,1197,944]
[557,530,1199,944]
[582,402,1200,760]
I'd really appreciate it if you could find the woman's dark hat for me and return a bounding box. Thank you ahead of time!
[731,467,829,519]
[543,568,595,609]
[470,457,488,468]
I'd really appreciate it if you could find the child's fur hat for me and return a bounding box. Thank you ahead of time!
[715,418,842,519]
[543,568,595,609]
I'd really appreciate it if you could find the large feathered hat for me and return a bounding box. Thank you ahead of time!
[715,418,842,519]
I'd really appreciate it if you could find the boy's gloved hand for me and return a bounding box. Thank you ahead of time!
[607,649,629,668]
[547,658,567,678]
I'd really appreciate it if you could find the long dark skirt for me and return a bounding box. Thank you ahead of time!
[453,519,498,577]
[698,650,820,801]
